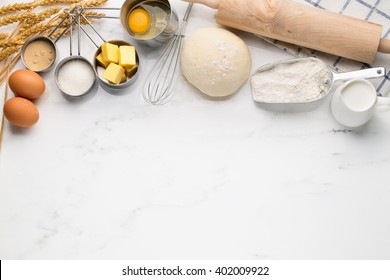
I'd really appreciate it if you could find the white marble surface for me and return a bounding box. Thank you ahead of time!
[1,0,390,260]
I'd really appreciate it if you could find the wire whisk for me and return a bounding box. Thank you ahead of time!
[143,3,193,105]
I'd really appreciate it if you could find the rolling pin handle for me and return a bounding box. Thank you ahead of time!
[378,38,390,54]
[182,0,220,9]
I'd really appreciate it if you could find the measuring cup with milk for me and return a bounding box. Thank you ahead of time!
[331,79,390,128]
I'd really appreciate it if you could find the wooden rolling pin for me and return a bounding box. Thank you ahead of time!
[184,0,390,64]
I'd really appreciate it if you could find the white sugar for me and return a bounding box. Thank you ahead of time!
[57,59,95,96]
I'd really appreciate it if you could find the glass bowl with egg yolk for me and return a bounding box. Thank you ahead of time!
[128,8,151,34]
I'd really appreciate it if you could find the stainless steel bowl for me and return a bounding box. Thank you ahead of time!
[120,0,178,47]
[55,56,96,98]
[93,40,140,91]
[21,35,58,73]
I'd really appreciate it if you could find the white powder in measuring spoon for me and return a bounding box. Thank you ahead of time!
[251,57,332,103]
[57,59,95,96]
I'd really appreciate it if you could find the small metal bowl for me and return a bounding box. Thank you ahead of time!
[93,40,140,92]
[120,0,178,47]
[55,56,96,98]
[21,35,58,73]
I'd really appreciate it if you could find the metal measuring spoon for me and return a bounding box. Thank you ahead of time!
[21,5,87,73]
[21,35,58,72]
[19,6,80,72]
[251,57,385,104]
[71,9,140,91]
[54,5,96,98]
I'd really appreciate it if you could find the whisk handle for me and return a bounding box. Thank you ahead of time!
[178,3,193,35]
[183,3,194,21]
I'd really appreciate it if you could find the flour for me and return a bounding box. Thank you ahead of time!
[251,57,332,103]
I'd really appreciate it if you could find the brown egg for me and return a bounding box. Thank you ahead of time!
[3,97,39,127]
[8,69,45,99]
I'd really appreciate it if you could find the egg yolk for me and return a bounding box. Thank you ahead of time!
[128,8,151,34]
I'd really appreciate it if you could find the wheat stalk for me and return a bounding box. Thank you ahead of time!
[85,0,108,7]
[0,0,82,16]
[40,0,80,6]
[84,11,105,18]
[0,61,11,151]
[0,46,20,62]
[0,33,9,40]
[0,1,36,16]
[0,11,33,27]
[19,21,58,39]
[0,40,23,49]
[80,0,108,8]
[0,51,19,82]
[19,7,62,32]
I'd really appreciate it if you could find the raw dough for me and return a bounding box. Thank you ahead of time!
[181,27,252,97]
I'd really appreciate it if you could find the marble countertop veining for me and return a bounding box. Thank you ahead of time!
[1,0,390,260]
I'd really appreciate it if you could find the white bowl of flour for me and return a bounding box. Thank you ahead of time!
[251,57,385,105]
[251,57,332,104]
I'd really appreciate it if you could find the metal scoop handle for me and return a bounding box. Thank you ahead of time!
[84,7,121,19]
[68,5,85,56]
[333,67,386,82]
[78,12,107,48]
[48,5,82,43]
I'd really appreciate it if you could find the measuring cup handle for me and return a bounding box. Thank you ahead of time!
[377,96,390,110]
[333,67,386,82]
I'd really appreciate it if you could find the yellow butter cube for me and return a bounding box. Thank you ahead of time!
[125,64,138,78]
[103,63,125,84]
[120,73,127,83]
[119,45,136,68]
[101,42,119,64]
[108,73,127,85]
[96,52,109,68]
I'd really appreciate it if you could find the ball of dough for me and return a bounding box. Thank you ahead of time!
[181,27,252,97]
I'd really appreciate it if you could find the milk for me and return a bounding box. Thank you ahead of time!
[340,80,377,111]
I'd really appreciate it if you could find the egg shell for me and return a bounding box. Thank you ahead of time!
[3,97,39,128]
[8,69,45,99]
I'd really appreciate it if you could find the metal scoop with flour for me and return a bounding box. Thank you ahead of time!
[251,57,385,104]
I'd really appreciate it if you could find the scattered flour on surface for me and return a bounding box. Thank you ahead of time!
[251,57,332,103]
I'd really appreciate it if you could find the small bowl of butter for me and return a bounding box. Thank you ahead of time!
[21,35,58,73]
[93,40,140,91]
